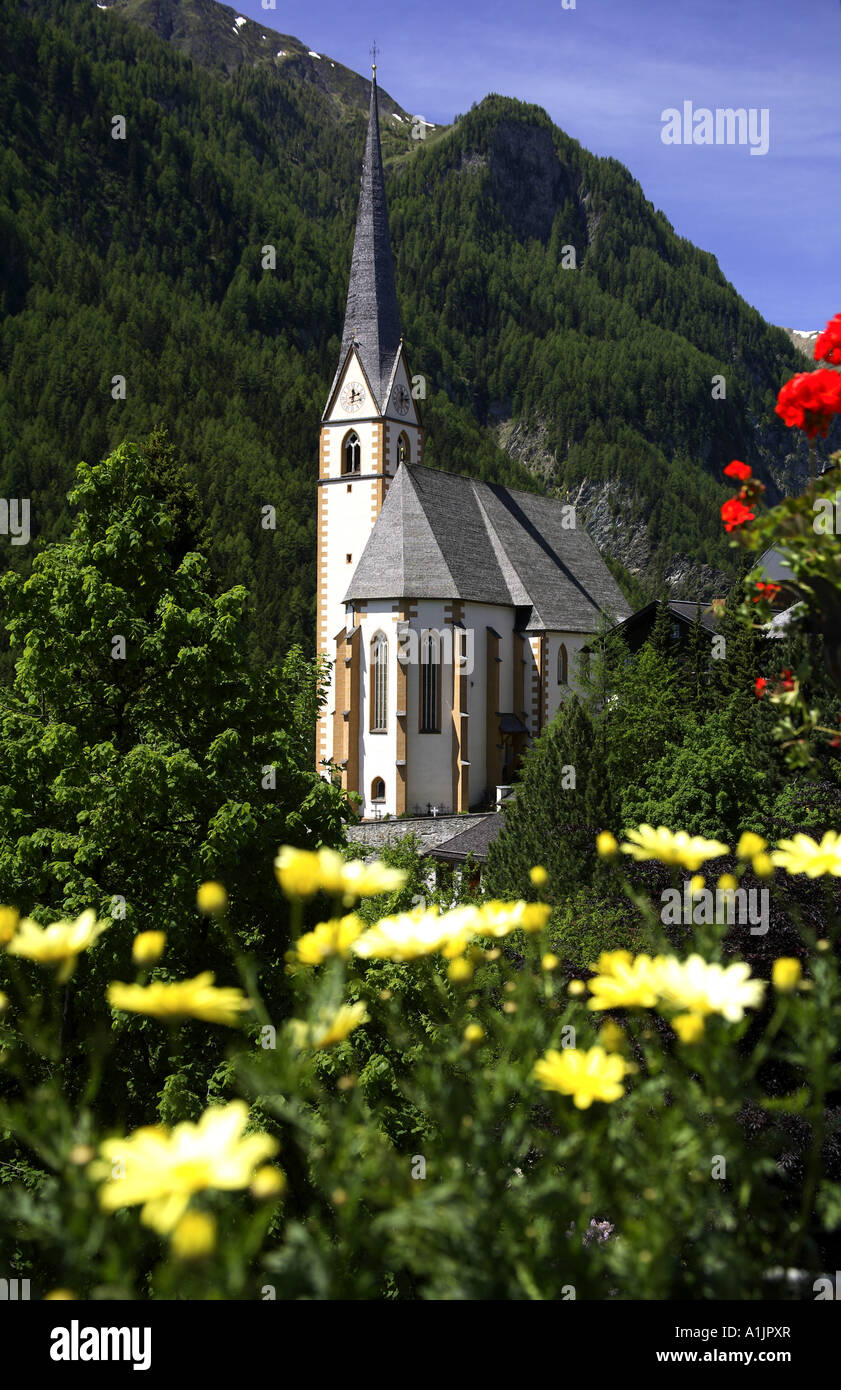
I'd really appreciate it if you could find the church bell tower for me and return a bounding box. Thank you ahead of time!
[316,67,424,778]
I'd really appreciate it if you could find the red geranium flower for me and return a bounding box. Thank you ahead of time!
[724,459,752,480]
[721,498,755,531]
[815,313,841,367]
[752,581,781,603]
[755,677,768,698]
[779,668,795,691]
[775,369,841,440]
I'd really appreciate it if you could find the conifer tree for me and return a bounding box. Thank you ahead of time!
[483,694,614,905]
[649,597,675,656]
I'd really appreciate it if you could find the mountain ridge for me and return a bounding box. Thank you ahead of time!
[1,0,834,664]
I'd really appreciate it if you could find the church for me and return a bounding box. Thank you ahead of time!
[317,70,631,819]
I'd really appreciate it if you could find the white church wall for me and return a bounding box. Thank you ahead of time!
[404,599,454,814]
[356,602,400,817]
[544,631,592,724]
[464,602,517,806]
[319,469,381,765]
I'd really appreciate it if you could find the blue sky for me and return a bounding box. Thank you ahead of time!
[235,0,840,328]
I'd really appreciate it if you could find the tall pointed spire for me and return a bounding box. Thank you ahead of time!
[331,70,402,412]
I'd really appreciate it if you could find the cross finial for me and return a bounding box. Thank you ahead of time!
[370,40,378,74]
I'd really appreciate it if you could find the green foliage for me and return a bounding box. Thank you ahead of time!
[622,706,771,841]
[548,890,653,972]
[483,695,614,903]
[597,641,687,795]
[0,435,347,1129]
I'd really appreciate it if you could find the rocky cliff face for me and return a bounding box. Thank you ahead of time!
[485,119,584,244]
[781,328,818,358]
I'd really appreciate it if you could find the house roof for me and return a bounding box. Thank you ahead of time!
[606,598,720,641]
[755,546,797,586]
[423,813,504,864]
[344,463,632,632]
[325,74,402,414]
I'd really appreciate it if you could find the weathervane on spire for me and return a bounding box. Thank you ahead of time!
[370,40,378,75]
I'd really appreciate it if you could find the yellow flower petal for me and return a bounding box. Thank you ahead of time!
[107,973,251,1027]
[620,825,729,872]
[92,1102,277,1233]
[533,1046,629,1108]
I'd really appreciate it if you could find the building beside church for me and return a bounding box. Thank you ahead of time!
[316,70,631,819]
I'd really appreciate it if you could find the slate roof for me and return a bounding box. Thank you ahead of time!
[604,599,720,646]
[423,813,504,865]
[755,546,797,586]
[344,464,632,632]
[326,74,402,414]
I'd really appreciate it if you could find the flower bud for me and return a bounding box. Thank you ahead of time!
[132,931,166,965]
[196,881,228,915]
[772,958,802,993]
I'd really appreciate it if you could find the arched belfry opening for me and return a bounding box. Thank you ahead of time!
[342,430,361,475]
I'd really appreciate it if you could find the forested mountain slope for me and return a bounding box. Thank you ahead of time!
[0,0,831,658]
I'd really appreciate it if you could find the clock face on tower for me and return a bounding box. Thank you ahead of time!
[340,381,365,413]
[392,383,410,416]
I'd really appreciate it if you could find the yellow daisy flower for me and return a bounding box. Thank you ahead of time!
[107,972,251,1027]
[475,900,552,937]
[587,950,665,1011]
[91,1101,277,1233]
[752,853,774,879]
[351,904,479,961]
[771,832,841,878]
[533,1046,630,1108]
[6,910,110,982]
[0,907,19,945]
[736,832,767,860]
[289,1001,369,1049]
[274,846,406,902]
[620,825,729,872]
[294,914,365,966]
[656,954,765,1022]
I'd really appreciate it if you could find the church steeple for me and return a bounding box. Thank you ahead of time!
[316,65,424,790]
[329,70,402,413]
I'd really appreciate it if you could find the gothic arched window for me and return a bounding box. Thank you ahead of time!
[557,643,568,685]
[397,432,410,466]
[371,777,386,802]
[371,632,388,733]
[420,630,440,733]
[342,431,361,475]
